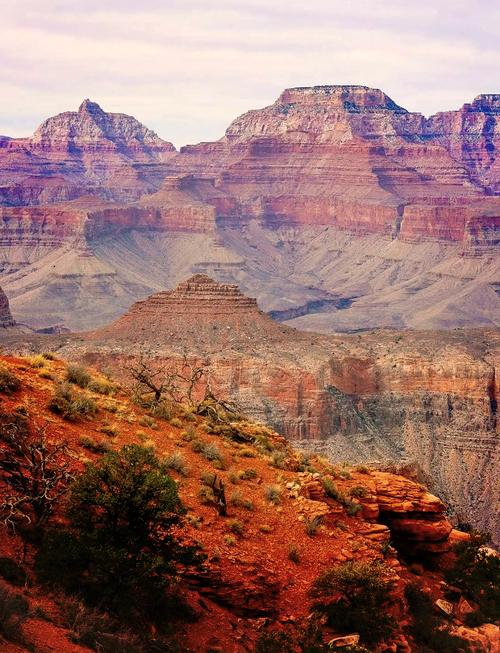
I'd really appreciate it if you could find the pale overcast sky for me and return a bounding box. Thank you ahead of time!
[1,0,498,147]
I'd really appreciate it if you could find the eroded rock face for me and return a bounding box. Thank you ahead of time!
[0,286,15,328]
[0,99,176,205]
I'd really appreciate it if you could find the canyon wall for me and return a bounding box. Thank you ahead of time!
[0,88,498,331]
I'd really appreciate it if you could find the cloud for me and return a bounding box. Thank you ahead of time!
[0,0,498,146]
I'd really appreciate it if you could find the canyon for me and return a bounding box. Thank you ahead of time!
[0,86,498,332]
[0,87,498,545]
[11,274,498,545]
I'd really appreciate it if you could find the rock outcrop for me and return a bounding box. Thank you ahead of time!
[0,286,15,328]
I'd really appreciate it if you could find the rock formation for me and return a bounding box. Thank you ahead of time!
[0,88,498,331]
[0,286,15,328]
[0,99,176,206]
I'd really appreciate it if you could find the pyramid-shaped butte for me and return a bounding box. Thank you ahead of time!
[148,274,259,315]
[89,275,277,347]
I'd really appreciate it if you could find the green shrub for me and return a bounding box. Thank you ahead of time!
[310,560,395,646]
[0,365,21,395]
[348,486,369,498]
[321,476,343,501]
[66,364,91,388]
[444,532,500,624]
[36,445,202,622]
[345,501,362,516]
[264,485,282,505]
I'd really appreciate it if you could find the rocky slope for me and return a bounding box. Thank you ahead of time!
[12,275,498,544]
[0,87,498,332]
[0,355,497,652]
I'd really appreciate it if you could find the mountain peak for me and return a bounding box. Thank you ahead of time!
[78,98,105,115]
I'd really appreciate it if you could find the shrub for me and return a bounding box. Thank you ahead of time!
[0,365,21,395]
[240,468,258,481]
[79,435,110,454]
[227,519,245,536]
[100,424,119,437]
[88,378,115,395]
[60,596,145,653]
[36,445,202,622]
[310,560,395,646]
[305,515,322,537]
[269,450,287,469]
[348,486,369,498]
[201,442,225,465]
[29,354,46,368]
[41,351,57,360]
[165,451,189,476]
[66,364,91,388]
[288,544,300,564]
[0,585,29,645]
[264,485,282,505]
[138,415,157,429]
[444,532,500,624]
[199,485,216,505]
[405,582,467,652]
[0,413,72,529]
[230,490,253,510]
[345,502,362,516]
[321,476,343,501]
[49,383,97,421]
[169,417,183,428]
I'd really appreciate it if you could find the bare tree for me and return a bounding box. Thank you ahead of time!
[128,352,239,419]
[0,412,73,532]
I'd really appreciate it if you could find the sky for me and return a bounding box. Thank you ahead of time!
[1,0,499,147]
